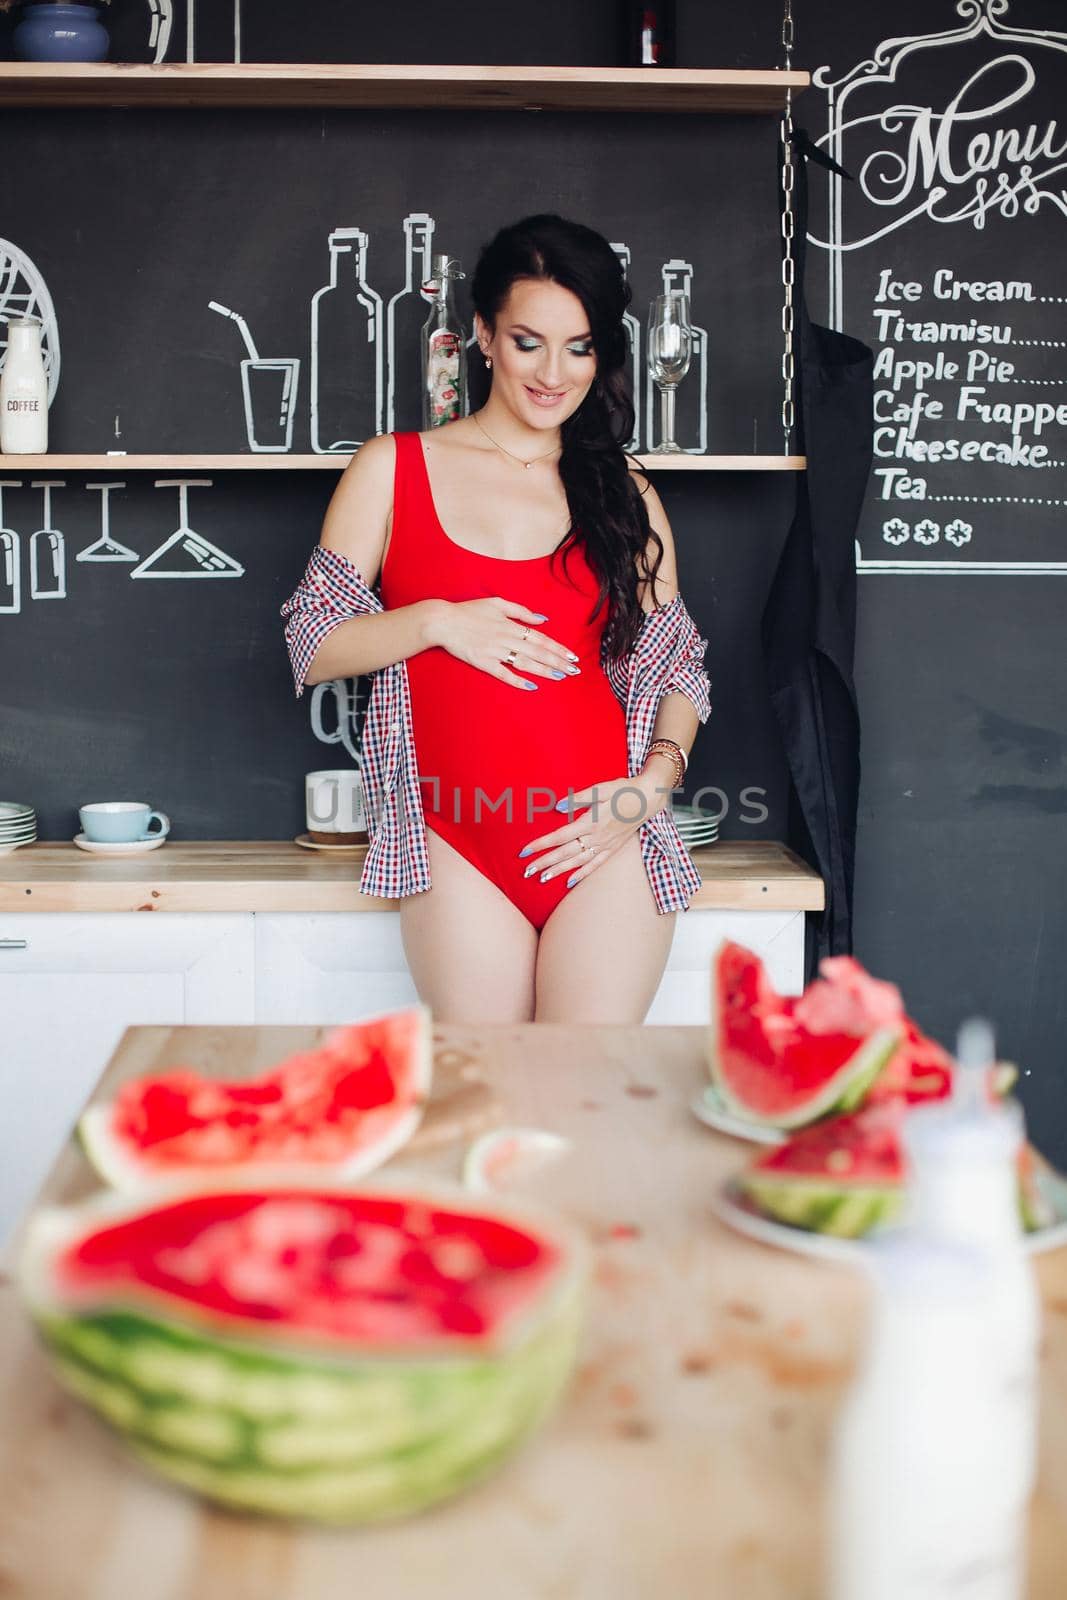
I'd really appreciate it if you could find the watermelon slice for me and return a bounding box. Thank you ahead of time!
[707,942,902,1129]
[78,1006,433,1191]
[740,1101,1053,1240]
[19,1181,586,1524]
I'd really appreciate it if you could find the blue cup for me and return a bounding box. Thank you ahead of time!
[79,802,170,844]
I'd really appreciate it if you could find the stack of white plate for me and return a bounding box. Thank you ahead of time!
[671,802,719,849]
[0,801,37,854]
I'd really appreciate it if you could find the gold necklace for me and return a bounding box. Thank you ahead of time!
[472,408,562,470]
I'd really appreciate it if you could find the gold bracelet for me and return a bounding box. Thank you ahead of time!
[649,736,689,777]
[643,741,684,790]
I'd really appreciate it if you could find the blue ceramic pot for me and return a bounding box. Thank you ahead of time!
[14,3,109,62]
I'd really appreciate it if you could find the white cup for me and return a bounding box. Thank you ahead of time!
[305,769,366,843]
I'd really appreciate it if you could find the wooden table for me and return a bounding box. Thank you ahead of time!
[2,1022,1065,1600]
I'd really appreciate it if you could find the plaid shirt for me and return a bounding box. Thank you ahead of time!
[281,544,712,913]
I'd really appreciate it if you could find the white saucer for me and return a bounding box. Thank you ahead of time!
[73,833,167,855]
[713,1174,1067,1260]
[689,1086,783,1145]
[0,838,35,854]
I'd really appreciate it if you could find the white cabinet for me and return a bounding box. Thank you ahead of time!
[0,913,254,1248]
[254,909,805,1026]
[254,913,419,1022]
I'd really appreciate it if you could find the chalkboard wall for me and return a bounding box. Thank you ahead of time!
[2,1,1065,1161]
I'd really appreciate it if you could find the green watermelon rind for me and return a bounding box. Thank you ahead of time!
[709,1024,902,1131]
[19,1183,587,1525]
[740,1172,905,1239]
[75,1004,434,1193]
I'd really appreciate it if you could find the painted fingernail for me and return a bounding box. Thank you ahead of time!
[522,680,538,690]
[524,865,536,877]
[567,665,581,674]
[540,871,551,883]
[518,845,533,857]
[566,873,579,888]
[550,670,566,679]
[568,651,579,661]
[531,613,548,622]
[554,799,569,811]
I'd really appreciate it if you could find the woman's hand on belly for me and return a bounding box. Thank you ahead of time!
[516,773,670,890]
[428,596,582,689]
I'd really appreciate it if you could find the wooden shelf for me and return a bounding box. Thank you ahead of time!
[0,452,806,473]
[0,62,809,113]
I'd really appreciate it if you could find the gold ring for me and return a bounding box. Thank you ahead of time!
[504,647,518,667]
[521,625,531,642]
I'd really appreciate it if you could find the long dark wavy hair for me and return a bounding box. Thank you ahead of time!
[469,213,665,660]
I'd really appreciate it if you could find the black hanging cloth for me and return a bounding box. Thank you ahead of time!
[760,130,874,974]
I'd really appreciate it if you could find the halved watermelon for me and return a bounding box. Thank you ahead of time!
[78,1006,433,1191]
[740,1101,1052,1240]
[20,1180,586,1524]
[707,942,902,1130]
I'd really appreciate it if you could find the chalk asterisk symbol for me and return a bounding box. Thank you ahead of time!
[913,519,940,546]
[882,518,910,546]
[945,519,973,547]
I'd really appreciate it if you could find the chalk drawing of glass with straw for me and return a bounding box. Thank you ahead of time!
[209,301,300,453]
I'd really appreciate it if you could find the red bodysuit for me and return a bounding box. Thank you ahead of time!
[380,430,630,932]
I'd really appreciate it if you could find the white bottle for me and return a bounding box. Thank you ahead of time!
[829,1019,1040,1600]
[1,316,48,454]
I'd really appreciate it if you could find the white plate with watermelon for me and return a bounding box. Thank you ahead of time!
[714,1167,1067,1261]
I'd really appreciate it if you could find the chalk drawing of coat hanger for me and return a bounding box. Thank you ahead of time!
[208,301,299,453]
[0,481,21,616]
[611,241,642,453]
[131,480,244,578]
[310,678,366,768]
[76,482,139,563]
[183,0,241,63]
[29,480,66,600]
[146,0,172,63]
[0,239,61,405]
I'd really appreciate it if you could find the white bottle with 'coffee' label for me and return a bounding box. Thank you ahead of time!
[1,316,48,454]
[829,1019,1040,1600]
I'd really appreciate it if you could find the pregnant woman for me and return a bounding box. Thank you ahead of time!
[282,213,710,1024]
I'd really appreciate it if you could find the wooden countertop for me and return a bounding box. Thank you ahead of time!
[0,840,824,914]
[1,1021,1065,1599]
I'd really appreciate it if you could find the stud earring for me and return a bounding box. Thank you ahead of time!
[484,355,492,369]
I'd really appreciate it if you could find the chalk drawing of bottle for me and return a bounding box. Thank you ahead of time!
[0,481,21,616]
[132,480,243,579]
[77,483,139,564]
[209,300,299,453]
[182,0,241,62]
[29,480,66,600]
[310,229,384,454]
[0,237,61,405]
[611,241,641,453]
[645,259,708,454]
[385,213,436,433]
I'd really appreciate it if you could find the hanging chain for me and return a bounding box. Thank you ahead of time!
[779,0,796,452]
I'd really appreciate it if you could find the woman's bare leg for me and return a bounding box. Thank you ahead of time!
[398,825,539,1023]
[533,832,676,1022]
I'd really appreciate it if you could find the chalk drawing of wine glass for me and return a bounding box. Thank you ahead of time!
[29,480,66,600]
[76,483,139,564]
[208,301,300,453]
[146,0,173,63]
[0,481,21,616]
[131,480,244,579]
[183,0,242,63]
[0,239,61,405]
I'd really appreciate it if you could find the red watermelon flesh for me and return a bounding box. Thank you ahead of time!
[46,1188,562,1353]
[708,943,903,1128]
[78,1007,432,1190]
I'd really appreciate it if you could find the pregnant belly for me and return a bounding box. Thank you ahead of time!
[407,647,628,828]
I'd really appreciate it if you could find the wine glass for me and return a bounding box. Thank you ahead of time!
[646,291,692,454]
